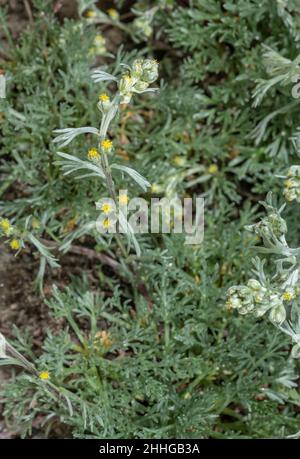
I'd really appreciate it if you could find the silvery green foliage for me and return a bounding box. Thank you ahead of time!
[53,127,100,147]
[55,152,105,180]
[226,193,300,356]
[252,46,300,108]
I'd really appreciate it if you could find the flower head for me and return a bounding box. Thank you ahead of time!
[88,148,100,162]
[208,164,218,174]
[101,203,112,214]
[102,218,111,230]
[0,218,12,236]
[39,371,50,380]
[173,155,186,167]
[107,8,119,21]
[282,289,295,302]
[98,93,111,113]
[99,93,109,102]
[10,239,21,251]
[101,139,113,152]
[86,10,96,18]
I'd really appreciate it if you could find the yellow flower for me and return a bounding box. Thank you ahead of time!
[208,164,218,174]
[102,218,111,229]
[101,203,112,214]
[284,179,294,189]
[95,330,113,348]
[99,93,110,102]
[107,8,119,20]
[119,194,129,205]
[88,148,100,161]
[31,218,40,229]
[39,371,50,380]
[101,139,113,151]
[173,155,186,167]
[0,218,12,235]
[10,239,21,251]
[151,183,162,193]
[94,34,105,46]
[282,291,295,301]
[86,10,96,18]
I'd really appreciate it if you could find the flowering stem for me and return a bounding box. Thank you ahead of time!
[99,99,129,259]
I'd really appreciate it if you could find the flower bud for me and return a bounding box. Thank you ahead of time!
[133,80,149,92]
[98,93,111,113]
[247,279,262,291]
[133,18,153,38]
[139,58,159,84]
[269,303,286,324]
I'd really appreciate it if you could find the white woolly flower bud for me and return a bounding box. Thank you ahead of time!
[133,80,149,92]
[269,301,286,325]
[139,58,159,84]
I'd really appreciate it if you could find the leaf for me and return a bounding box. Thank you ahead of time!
[91,69,118,83]
[53,127,99,147]
[111,164,150,191]
[55,152,105,179]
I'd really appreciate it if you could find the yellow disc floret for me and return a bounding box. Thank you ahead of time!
[208,164,218,174]
[86,10,96,18]
[99,93,110,102]
[0,218,12,235]
[107,8,119,20]
[88,148,100,161]
[282,291,295,301]
[101,139,113,151]
[39,371,50,380]
[101,203,112,214]
[102,218,111,229]
[10,239,21,251]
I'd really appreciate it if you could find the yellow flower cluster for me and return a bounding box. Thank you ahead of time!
[89,34,106,56]
[1,218,22,252]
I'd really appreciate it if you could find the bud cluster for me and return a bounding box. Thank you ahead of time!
[283,165,300,203]
[226,279,296,325]
[246,212,287,239]
[118,58,158,104]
